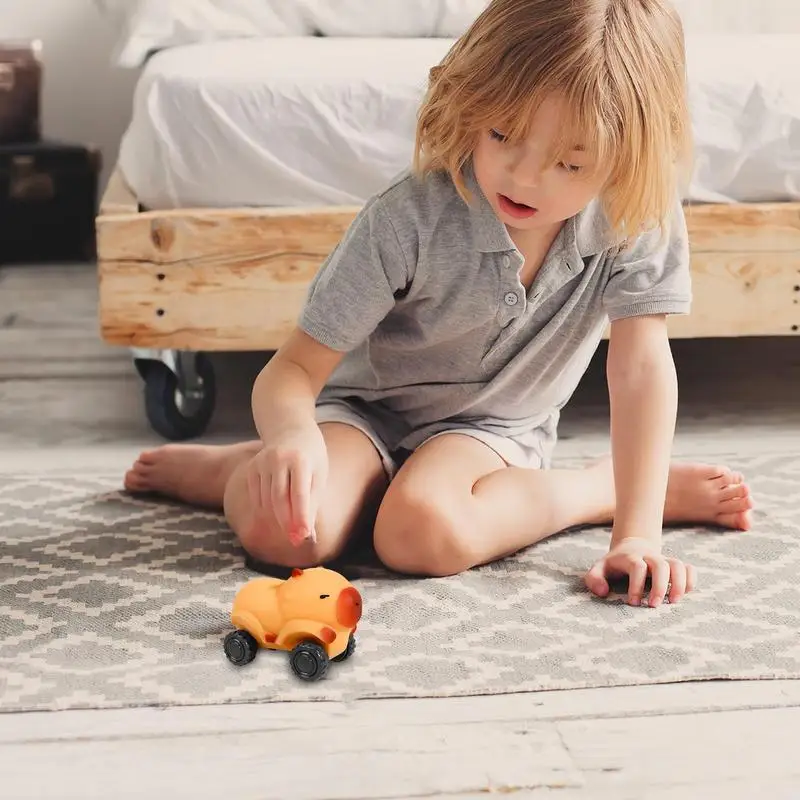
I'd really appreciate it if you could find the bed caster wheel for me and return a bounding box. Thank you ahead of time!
[136,351,216,441]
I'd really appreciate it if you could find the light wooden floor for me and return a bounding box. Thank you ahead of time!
[2,262,799,799]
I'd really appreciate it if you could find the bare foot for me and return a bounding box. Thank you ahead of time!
[663,462,753,531]
[588,457,754,531]
[124,441,262,508]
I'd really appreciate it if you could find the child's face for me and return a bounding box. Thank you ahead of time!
[472,94,610,237]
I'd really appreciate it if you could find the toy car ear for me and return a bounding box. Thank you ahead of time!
[291,568,304,578]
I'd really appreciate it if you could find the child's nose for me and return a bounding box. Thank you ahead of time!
[509,152,544,188]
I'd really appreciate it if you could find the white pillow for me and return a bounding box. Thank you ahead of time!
[113,0,489,68]
[437,0,490,35]
[114,0,311,68]
[304,0,489,37]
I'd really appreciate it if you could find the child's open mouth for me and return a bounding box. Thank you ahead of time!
[498,193,538,219]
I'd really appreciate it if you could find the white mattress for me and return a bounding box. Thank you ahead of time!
[118,35,800,209]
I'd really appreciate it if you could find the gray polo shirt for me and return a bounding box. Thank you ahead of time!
[298,162,692,453]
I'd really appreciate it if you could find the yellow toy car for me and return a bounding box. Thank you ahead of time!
[223,566,362,681]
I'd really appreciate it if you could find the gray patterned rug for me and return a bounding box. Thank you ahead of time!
[2,454,799,713]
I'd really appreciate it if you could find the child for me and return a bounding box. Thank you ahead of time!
[125,0,753,609]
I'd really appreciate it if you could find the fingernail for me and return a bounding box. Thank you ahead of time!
[630,597,640,607]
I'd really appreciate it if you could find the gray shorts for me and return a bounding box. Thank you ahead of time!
[315,398,549,480]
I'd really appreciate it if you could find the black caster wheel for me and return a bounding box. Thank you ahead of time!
[142,354,216,441]
[289,641,329,682]
[332,634,357,662]
[224,630,258,666]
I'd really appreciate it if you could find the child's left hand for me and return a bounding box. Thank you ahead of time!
[583,537,697,608]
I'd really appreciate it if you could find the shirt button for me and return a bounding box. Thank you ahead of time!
[504,292,519,306]
[502,255,511,268]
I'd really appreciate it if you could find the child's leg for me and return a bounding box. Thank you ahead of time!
[125,422,389,568]
[373,433,753,578]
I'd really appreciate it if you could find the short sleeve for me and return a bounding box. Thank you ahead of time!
[602,196,692,322]
[298,196,411,352]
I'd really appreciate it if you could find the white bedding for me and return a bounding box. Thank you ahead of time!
[117,34,800,209]
[111,0,490,67]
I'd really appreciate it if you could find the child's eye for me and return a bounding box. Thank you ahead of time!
[489,129,507,143]
[560,162,583,174]
[319,594,330,599]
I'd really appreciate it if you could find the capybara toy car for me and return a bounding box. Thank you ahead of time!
[223,566,362,681]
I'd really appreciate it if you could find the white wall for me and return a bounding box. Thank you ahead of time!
[0,0,138,190]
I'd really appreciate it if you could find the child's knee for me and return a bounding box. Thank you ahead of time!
[222,459,347,569]
[374,487,478,577]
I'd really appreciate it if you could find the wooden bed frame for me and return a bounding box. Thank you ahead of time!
[94,165,799,438]
[97,166,800,350]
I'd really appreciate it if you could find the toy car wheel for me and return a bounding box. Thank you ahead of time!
[332,633,357,662]
[224,630,258,666]
[290,641,329,682]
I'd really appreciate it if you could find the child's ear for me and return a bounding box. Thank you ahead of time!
[291,568,304,578]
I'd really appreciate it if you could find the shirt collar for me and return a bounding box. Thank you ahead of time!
[462,159,616,260]
[463,161,517,254]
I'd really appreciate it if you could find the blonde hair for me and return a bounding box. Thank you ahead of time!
[414,0,693,240]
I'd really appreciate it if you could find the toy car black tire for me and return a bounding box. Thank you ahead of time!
[223,630,258,666]
[332,633,357,662]
[290,641,329,681]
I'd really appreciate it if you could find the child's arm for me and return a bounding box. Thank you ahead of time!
[606,313,676,549]
[249,329,346,543]
[251,328,345,446]
[586,197,693,607]
[584,313,685,608]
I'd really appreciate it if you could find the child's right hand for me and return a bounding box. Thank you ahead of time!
[246,423,328,547]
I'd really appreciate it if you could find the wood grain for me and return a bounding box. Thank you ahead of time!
[96,200,800,350]
[686,203,800,253]
[1,703,798,800]
[4,680,799,744]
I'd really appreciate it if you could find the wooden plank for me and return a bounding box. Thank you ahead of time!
[450,784,800,800]
[97,250,800,350]
[96,206,360,350]
[0,719,580,800]
[559,707,800,790]
[4,680,800,745]
[96,202,800,351]
[667,251,800,338]
[1,705,798,800]
[98,167,139,217]
[96,205,359,263]
[686,202,800,253]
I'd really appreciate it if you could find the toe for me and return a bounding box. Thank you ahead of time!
[720,494,754,512]
[710,470,734,490]
[720,484,749,502]
[717,510,752,531]
[124,472,144,492]
[128,464,151,481]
